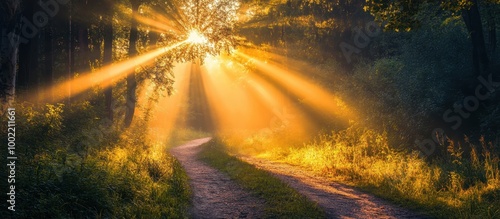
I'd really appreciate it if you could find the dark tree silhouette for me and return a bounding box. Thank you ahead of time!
[0,0,21,107]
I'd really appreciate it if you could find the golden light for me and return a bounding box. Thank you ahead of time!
[234,49,358,124]
[188,54,314,141]
[28,42,186,103]
[33,0,360,148]
[187,30,209,45]
[137,63,193,142]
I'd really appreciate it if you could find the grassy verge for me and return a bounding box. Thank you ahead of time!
[198,138,325,218]
[221,127,500,218]
[1,101,191,218]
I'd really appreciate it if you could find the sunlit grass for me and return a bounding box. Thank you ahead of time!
[1,101,191,218]
[220,126,500,218]
[95,130,191,218]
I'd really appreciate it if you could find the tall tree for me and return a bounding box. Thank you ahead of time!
[17,0,38,92]
[103,0,114,121]
[0,0,22,107]
[43,25,54,101]
[124,0,142,127]
[74,0,92,74]
[67,1,74,102]
[364,0,499,77]
[239,0,371,66]
[484,2,498,52]
[462,0,490,76]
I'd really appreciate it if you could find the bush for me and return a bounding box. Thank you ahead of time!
[1,101,191,218]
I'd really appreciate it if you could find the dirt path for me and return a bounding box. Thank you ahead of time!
[170,138,265,219]
[240,156,429,219]
[171,138,428,218]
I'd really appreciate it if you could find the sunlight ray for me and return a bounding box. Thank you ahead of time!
[30,42,186,103]
[116,4,186,34]
[244,70,318,135]
[196,54,316,138]
[234,50,358,124]
[243,46,345,82]
[142,63,192,140]
[133,13,183,34]
[199,57,270,131]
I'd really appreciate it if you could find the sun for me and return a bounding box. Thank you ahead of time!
[160,0,240,62]
[187,30,209,45]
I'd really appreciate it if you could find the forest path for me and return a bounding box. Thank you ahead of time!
[239,156,430,219]
[171,138,428,219]
[170,138,266,219]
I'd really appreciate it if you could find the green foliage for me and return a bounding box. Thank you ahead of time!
[238,0,374,67]
[150,0,240,63]
[364,0,474,31]
[329,8,478,147]
[229,126,500,218]
[0,101,191,218]
[198,139,326,218]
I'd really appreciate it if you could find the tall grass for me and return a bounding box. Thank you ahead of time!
[0,101,191,218]
[222,126,500,218]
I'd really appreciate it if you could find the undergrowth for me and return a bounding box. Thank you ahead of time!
[221,126,500,219]
[0,101,191,218]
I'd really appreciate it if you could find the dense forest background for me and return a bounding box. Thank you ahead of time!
[1,0,500,218]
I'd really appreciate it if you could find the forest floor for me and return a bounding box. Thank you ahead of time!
[171,138,429,219]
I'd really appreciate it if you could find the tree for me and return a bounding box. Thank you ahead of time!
[122,0,240,127]
[43,24,54,101]
[364,0,499,77]
[238,0,373,67]
[165,0,239,62]
[17,0,39,93]
[0,0,21,108]
[103,0,114,121]
[124,0,141,128]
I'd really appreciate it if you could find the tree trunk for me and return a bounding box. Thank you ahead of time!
[70,22,77,76]
[31,32,40,96]
[149,30,159,48]
[486,3,497,53]
[66,1,73,103]
[124,0,140,128]
[18,36,38,92]
[0,1,21,107]
[44,26,54,101]
[461,0,490,76]
[78,24,91,73]
[103,2,114,122]
[17,1,36,92]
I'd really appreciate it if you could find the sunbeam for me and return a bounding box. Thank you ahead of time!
[134,13,183,34]
[139,63,192,140]
[234,50,358,124]
[199,56,269,131]
[29,42,186,103]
